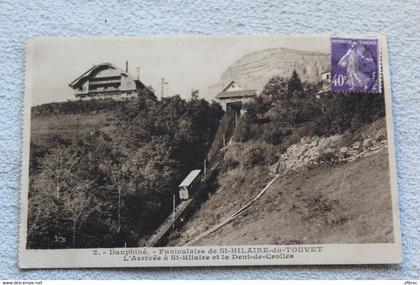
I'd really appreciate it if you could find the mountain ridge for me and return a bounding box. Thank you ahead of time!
[206,47,330,99]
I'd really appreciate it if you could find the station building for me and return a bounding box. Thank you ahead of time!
[215,81,256,114]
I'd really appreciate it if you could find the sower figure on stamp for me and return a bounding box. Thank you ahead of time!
[338,42,374,91]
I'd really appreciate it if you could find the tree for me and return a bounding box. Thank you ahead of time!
[62,190,96,248]
[287,70,303,96]
[191,89,199,100]
[108,162,130,234]
[27,185,69,248]
[261,76,288,101]
[302,81,322,95]
[28,145,95,248]
[34,146,82,199]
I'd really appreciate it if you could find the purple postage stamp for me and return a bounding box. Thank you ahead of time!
[331,37,381,93]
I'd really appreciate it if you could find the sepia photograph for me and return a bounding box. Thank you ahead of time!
[19,35,401,267]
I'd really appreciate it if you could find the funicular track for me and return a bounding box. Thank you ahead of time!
[144,112,237,247]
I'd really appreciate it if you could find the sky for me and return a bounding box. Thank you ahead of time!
[27,35,330,105]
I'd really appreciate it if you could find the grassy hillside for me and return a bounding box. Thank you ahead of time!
[31,112,115,146]
[30,98,133,145]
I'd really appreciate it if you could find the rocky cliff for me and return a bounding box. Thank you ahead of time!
[207,48,330,98]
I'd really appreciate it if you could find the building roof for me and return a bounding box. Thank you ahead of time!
[68,62,156,99]
[215,80,257,99]
[69,62,151,90]
[179,169,201,188]
[222,81,243,92]
[69,63,133,88]
[215,89,257,99]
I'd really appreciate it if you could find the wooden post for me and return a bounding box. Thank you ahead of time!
[172,194,176,230]
[223,134,226,148]
[161,78,166,100]
[75,116,80,143]
[204,159,207,177]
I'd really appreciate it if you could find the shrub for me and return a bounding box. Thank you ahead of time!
[278,131,301,153]
[241,143,276,169]
[223,158,240,171]
[233,113,262,143]
[243,146,264,169]
[262,123,292,145]
[317,152,339,166]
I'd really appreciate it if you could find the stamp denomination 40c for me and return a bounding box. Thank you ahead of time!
[331,37,381,93]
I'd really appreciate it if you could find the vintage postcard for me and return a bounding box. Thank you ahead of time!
[19,34,401,268]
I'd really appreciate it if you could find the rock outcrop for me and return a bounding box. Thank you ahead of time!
[270,123,389,174]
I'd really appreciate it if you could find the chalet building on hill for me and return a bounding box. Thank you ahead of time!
[315,71,331,98]
[215,81,256,114]
[69,62,156,100]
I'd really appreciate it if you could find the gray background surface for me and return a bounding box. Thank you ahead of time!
[0,0,418,279]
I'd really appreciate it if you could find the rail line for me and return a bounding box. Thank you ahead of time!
[144,198,193,247]
[184,172,282,246]
[144,113,237,247]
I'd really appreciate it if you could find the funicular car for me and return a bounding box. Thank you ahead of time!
[178,169,202,200]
